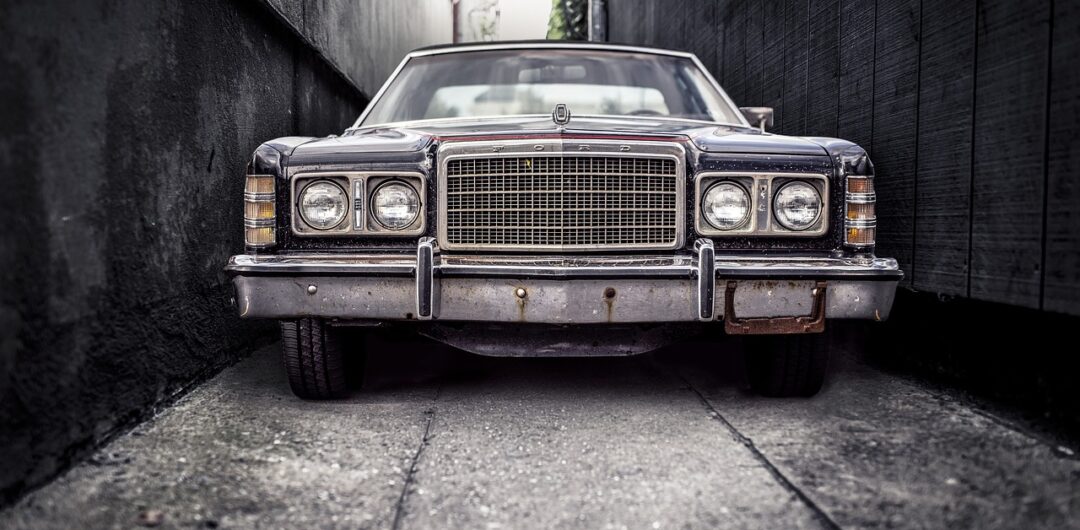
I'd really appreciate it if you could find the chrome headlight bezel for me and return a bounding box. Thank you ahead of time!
[370,180,422,230]
[298,179,348,231]
[701,181,752,231]
[772,180,823,232]
[290,172,426,237]
[694,172,828,237]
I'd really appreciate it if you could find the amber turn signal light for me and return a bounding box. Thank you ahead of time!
[245,226,275,246]
[246,175,275,194]
[846,226,876,246]
[245,174,276,248]
[847,176,873,194]
[846,202,875,221]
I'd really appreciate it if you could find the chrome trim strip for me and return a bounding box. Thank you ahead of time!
[243,219,275,228]
[437,139,687,252]
[845,193,877,203]
[695,239,716,320]
[244,192,276,202]
[226,254,903,280]
[416,238,437,319]
[350,114,736,132]
[349,42,750,131]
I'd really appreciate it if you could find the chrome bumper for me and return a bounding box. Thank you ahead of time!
[226,239,901,325]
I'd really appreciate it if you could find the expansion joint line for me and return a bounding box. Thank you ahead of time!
[681,376,841,530]
[391,387,441,530]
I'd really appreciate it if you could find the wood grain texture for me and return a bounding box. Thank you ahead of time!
[761,0,787,131]
[743,0,766,106]
[684,0,719,76]
[806,0,838,137]
[871,0,920,285]
[654,0,686,52]
[1044,0,1080,315]
[835,0,875,151]
[721,0,748,105]
[913,0,976,296]
[593,0,1079,312]
[970,0,1049,307]
[781,0,809,135]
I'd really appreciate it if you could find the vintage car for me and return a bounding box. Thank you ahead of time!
[227,42,900,399]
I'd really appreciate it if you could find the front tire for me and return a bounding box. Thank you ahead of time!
[280,318,349,399]
[744,333,830,397]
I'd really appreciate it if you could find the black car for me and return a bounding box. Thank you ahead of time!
[227,42,901,399]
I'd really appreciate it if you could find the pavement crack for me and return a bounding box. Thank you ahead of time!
[681,376,841,530]
[391,387,440,530]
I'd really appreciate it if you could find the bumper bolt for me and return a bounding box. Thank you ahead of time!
[514,287,527,299]
[307,285,318,295]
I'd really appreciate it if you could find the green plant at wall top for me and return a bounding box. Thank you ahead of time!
[547,0,588,40]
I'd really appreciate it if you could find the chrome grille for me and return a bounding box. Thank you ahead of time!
[442,155,681,250]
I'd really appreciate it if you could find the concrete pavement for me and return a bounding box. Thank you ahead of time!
[2,332,1077,529]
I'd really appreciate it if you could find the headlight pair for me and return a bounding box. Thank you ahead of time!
[700,178,823,233]
[296,176,422,234]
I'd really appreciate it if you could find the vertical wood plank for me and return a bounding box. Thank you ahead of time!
[835,0,875,150]
[1044,0,1080,315]
[655,0,685,51]
[781,0,809,134]
[744,0,765,106]
[970,0,1049,307]
[685,0,719,76]
[806,0,839,137]
[913,0,976,295]
[761,0,787,130]
[871,0,920,285]
[721,0,748,105]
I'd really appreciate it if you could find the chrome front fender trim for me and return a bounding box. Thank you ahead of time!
[226,253,902,280]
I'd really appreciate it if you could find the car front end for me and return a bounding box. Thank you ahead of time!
[226,42,901,399]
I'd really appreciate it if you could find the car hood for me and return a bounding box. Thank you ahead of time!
[291,117,830,159]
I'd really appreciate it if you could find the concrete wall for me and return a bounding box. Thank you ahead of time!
[0,0,374,506]
[265,0,455,100]
[608,0,1080,315]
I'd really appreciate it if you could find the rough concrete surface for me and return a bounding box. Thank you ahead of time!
[264,0,454,97]
[3,334,1077,529]
[0,0,365,505]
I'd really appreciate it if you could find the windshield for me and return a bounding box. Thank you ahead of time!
[356,49,745,127]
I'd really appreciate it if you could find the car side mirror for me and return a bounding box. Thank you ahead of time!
[739,107,774,132]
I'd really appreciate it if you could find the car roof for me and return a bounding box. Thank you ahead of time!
[406,40,694,59]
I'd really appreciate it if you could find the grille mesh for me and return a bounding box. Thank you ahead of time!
[444,156,679,249]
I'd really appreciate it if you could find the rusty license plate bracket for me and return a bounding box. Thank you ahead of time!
[723,280,827,335]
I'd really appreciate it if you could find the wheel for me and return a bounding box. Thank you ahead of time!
[744,333,830,397]
[280,318,349,399]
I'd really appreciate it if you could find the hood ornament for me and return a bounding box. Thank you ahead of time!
[552,104,571,126]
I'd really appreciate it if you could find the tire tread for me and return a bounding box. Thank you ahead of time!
[280,318,349,399]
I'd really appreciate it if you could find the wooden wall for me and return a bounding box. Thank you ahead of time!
[608,0,1079,315]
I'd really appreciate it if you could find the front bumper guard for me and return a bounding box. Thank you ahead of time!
[226,239,902,330]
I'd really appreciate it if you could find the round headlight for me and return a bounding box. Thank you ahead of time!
[773,181,822,231]
[299,180,347,229]
[371,181,420,229]
[702,181,751,230]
